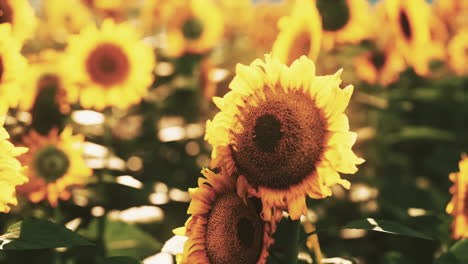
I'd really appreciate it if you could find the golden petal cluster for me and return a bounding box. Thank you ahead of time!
[447,30,468,76]
[272,0,322,65]
[16,127,92,207]
[63,19,155,110]
[354,46,405,86]
[205,54,364,221]
[0,0,37,41]
[0,107,28,213]
[385,0,432,76]
[446,154,468,240]
[174,169,276,264]
[315,0,371,50]
[21,49,71,114]
[41,0,93,40]
[165,0,224,57]
[0,24,27,108]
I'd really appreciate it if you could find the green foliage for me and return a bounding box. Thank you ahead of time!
[0,219,92,250]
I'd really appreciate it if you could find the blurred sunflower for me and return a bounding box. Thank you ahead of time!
[354,46,405,86]
[427,14,449,62]
[174,169,276,264]
[447,30,468,76]
[16,127,92,207]
[0,24,27,108]
[272,0,322,65]
[215,0,253,38]
[164,0,224,57]
[141,0,172,34]
[247,0,292,52]
[385,0,431,76]
[314,0,370,50]
[205,55,364,221]
[90,0,137,22]
[0,107,28,213]
[433,0,468,32]
[42,0,93,40]
[446,154,468,239]
[21,50,71,114]
[64,19,155,110]
[0,0,36,40]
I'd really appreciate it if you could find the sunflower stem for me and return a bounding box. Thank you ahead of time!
[304,221,322,264]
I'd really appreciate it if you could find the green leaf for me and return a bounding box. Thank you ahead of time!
[0,218,93,250]
[266,218,300,264]
[387,126,455,143]
[342,218,434,240]
[436,238,468,264]
[103,256,141,264]
[79,219,162,259]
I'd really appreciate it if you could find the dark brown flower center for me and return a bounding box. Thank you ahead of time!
[206,193,264,264]
[317,0,350,32]
[370,51,386,71]
[34,145,70,182]
[232,87,327,190]
[399,10,412,41]
[287,32,311,66]
[86,43,130,86]
[182,17,203,40]
[0,0,13,24]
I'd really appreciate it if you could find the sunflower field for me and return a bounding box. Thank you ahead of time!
[1,0,468,263]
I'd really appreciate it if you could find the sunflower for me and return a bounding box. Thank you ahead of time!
[427,13,449,62]
[63,19,155,110]
[447,30,468,76]
[42,0,93,40]
[0,107,28,213]
[164,0,224,57]
[353,46,405,86]
[247,0,292,52]
[174,168,276,264]
[0,24,27,108]
[0,0,36,40]
[446,154,468,239]
[205,55,364,221]
[141,0,171,34]
[433,0,468,32]
[314,0,370,50]
[21,50,72,114]
[385,0,431,76]
[16,127,92,207]
[272,0,322,65]
[215,0,253,38]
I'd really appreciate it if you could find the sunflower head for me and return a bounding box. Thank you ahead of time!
[175,168,275,264]
[315,0,370,50]
[64,19,155,110]
[446,154,468,240]
[354,46,405,86]
[0,110,28,213]
[165,0,224,57]
[0,0,36,40]
[42,0,93,40]
[205,55,364,221]
[21,50,71,114]
[447,30,468,76]
[272,0,322,65]
[16,127,92,207]
[386,0,431,76]
[0,23,27,108]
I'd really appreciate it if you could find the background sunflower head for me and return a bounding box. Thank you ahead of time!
[16,127,92,207]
